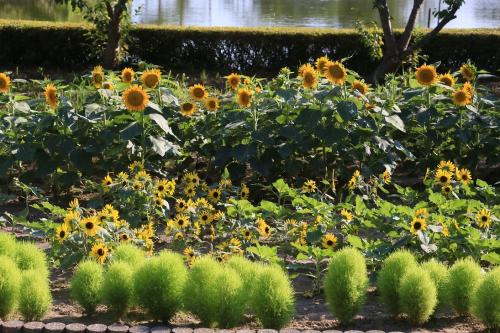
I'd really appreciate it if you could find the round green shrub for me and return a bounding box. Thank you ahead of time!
[0,232,17,256]
[14,242,49,276]
[251,264,295,329]
[101,261,134,320]
[447,258,482,315]
[0,255,20,318]
[226,256,261,308]
[18,270,52,321]
[376,249,418,316]
[70,260,104,315]
[420,259,449,311]
[324,247,368,324]
[111,243,146,267]
[133,251,187,322]
[471,267,500,329]
[399,266,437,324]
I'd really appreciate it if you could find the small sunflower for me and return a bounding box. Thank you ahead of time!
[123,85,149,112]
[302,179,317,193]
[91,65,105,88]
[382,170,391,184]
[340,208,353,222]
[119,233,130,242]
[456,168,472,185]
[0,73,11,93]
[437,160,456,173]
[415,64,438,86]
[315,56,330,74]
[183,247,195,263]
[155,179,170,197]
[44,84,59,108]
[435,169,452,186]
[352,80,369,95]
[414,208,429,219]
[237,88,253,108]
[189,84,208,100]
[121,67,135,84]
[226,73,241,90]
[141,69,161,88]
[452,88,472,106]
[102,175,112,189]
[460,63,476,81]
[55,224,69,242]
[463,82,474,96]
[184,185,196,198]
[240,184,250,200]
[208,188,222,203]
[299,64,318,89]
[175,198,188,212]
[80,216,99,237]
[198,211,213,225]
[91,243,109,264]
[175,232,184,240]
[475,209,491,228]
[174,214,190,229]
[441,184,453,195]
[180,102,197,117]
[205,97,219,111]
[410,217,427,234]
[325,61,347,85]
[439,73,455,87]
[102,82,114,90]
[243,229,253,241]
[322,233,337,249]
[183,172,200,187]
[257,218,271,238]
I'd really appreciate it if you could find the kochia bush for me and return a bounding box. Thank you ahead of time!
[399,267,437,324]
[471,267,500,329]
[324,248,368,324]
[420,259,449,311]
[70,260,104,315]
[446,258,482,314]
[0,255,20,318]
[18,270,52,321]
[0,232,16,256]
[14,242,49,276]
[226,256,261,309]
[111,243,146,267]
[101,261,134,319]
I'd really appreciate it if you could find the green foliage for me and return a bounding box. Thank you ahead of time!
[18,270,52,321]
[446,258,482,314]
[377,250,418,316]
[226,256,262,308]
[111,243,146,267]
[0,232,16,256]
[0,256,20,318]
[70,260,104,315]
[324,248,368,324]
[398,267,437,324]
[251,264,295,329]
[471,267,500,329]
[420,259,449,311]
[133,251,187,322]
[14,242,49,276]
[101,261,134,320]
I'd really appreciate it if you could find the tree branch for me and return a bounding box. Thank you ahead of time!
[398,0,425,52]
[374,0,398,56]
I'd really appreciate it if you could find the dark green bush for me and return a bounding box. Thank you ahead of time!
[101,261,134,319]
[18,270,52,321]
[399,267,437,324]
[446,258,482,315]
[251,264,295,329]
[0,255,20,318]
[0,233,16,256]
[420,259,449,311]
[70,260,104,315]
[14,242,49,276]
[324,248,368,324]
[471,267,500,329]
[133,251,187,322]
[111,243,146,267]
[377,250,418,316]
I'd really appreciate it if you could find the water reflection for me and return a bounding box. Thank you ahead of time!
[1,0,499,28]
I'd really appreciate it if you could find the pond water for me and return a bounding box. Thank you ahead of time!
[1,0,499,28]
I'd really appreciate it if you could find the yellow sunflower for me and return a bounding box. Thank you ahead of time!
[102,174,112,187]
[302,179,317,193]
[410,217,427,234]
[415,64,437,86]
[352,80,369,95]
[102,82,113,90]
[455,168,472,185]
[325,61,347,85]
[174,214,190,229]
[141,69,161,88]
[180,102,197,117]
[0,73,11,93]
[208,188,222,203]
[257,218,271,238]
[184,185,196,198]
[198,210,214,225]
[441,184,453,195]
[435,169,452,186]
[340,208,353,222]
[55,224,69,242]
[183,247,195,264]
[175,198,188,212]
[91,243,109,264]
[226,73,241,90]
[80,216,100,237]
[240,184,250,200]
[315,56,330,74]
[475,209,491,228]
[382,170,391,184]
[44,84,59,108]
[119,233,130,242]
[414,208,429,219]
[299,64,318,89]
[322,233,337,249]
[460,63,476,81]
[463,81,475,96]
[123,85,149,112]
[121,67,135,84]
[189,84,208,101]
[155,179,170,197]
[437,160,456,173]
[205,97,219,111]
[452,88,472,106]
[183,171,200,187]
[237,88,253,108]
[243,229,253,241]
[439,73,455,87]
[91,65,105,88]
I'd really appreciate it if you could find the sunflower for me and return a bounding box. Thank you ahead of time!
[183,171,200,187]
[119,233,130,242]
[302,179,317,193]
[410,217,427,234]
[414,208,429,219]
[415,64,437,86]
[175,232,184,240]
[184,247,195,264]
[476,209,491,228]
[257,218,271,238]
[174,214,190,229]
[55,224,69,242]
[463,81,475,96]
[155,179,170,197]
[205,97,219,111]
[315,56,330,74]
[91,243,109,264]
[132,181,143,191]
[64,210,80,226]
[340,208,353,222]
[102,175,112,190]
[44,84,59,108]
[154,197,164,206]
[439,73,455,87]
[198,210,213,225]
[237,88,253,108]
[134,170,151,182]
[208,188,222,203]
[299,64,318,89]
[325,61,347,85]
[435,169,452,186]
[91,66,105,88]
[441,184,453,195]
[437,160,456,173]
[226,73,241,90]
[69,198,79,210]
[352,80,369,95]
[175,198,188,212]
[80,216,99,236]
[141,69,161,88]
[184,185,196,198]
[180,102,197,116]
[322,233,337,249]
[456,168,472,185]
[382,170,391,184]
[243,229,253,241]
[121,67,135,83]
[452,88,472,106]
[240,184,250,200]
[189,84,208,100]
[0,73,11,93]
[347,170,361,190]
[460,63,476,81]
[102,82,114,90]
[123,85,149,112]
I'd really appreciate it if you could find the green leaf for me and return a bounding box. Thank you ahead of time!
[481,252,500,265]
[385,114,406,132]
[347,235,364,249]
[149,113,175,137]
[337,101,358,122]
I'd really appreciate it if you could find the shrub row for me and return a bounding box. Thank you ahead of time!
[70,246,295,329]
[0,233,52,321]
[1,20,499,75]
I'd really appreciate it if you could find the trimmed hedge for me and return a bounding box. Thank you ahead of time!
[0,19,499,75]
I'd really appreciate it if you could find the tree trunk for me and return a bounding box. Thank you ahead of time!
[371,54,402,84]
[103,14,121,69]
